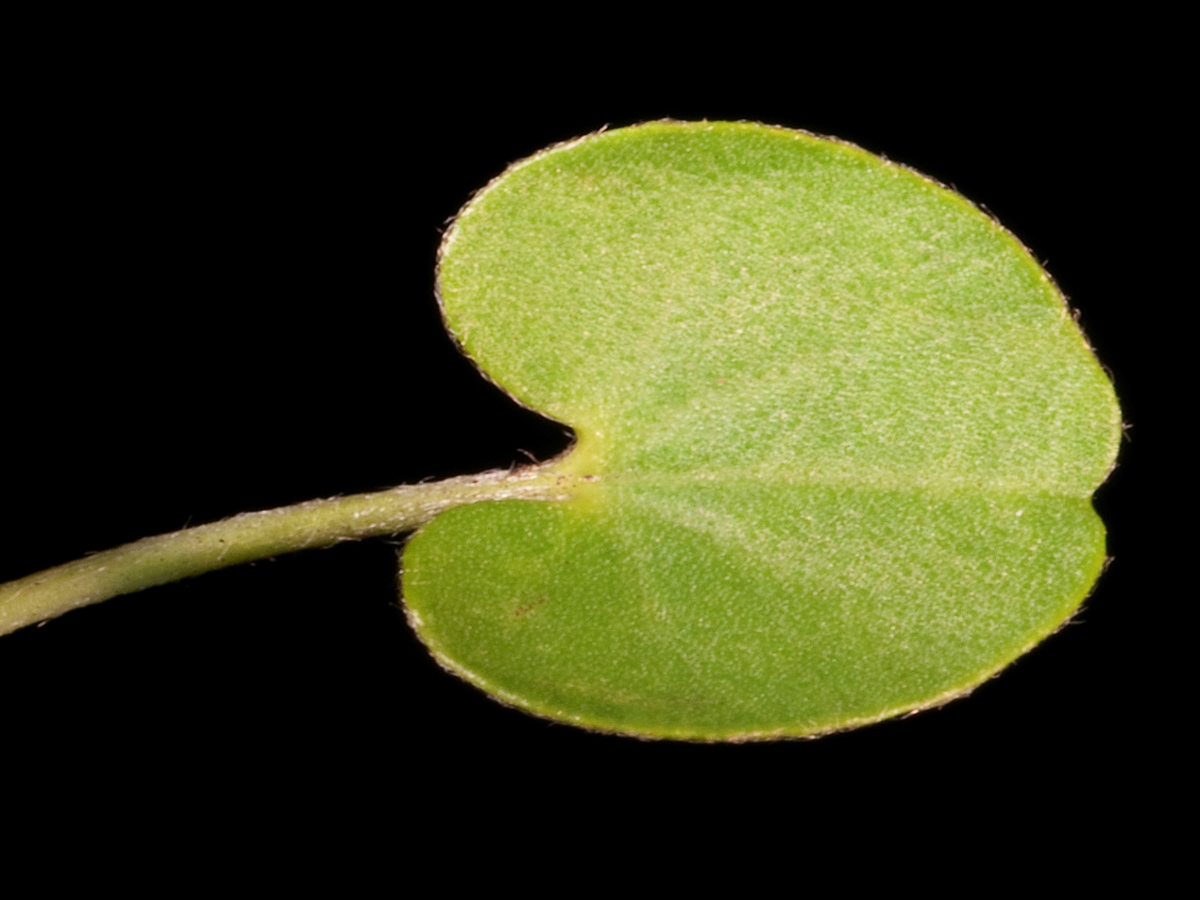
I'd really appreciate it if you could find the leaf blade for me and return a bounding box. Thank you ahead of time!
[414,121,1119,738]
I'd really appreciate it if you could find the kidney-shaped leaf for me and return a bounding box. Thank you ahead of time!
[403,122,1120,740]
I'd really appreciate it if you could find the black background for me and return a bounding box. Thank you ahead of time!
[2,31,1179,827]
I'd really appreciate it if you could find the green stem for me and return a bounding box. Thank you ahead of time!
[0,467,571,638]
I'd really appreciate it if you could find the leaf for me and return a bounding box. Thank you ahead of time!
[402,122,1120,740]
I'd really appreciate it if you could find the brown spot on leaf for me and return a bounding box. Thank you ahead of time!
[511,596,549,618]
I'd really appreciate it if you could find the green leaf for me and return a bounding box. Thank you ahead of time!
[403,121,1120,740]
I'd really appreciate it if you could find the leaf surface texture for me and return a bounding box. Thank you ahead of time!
[405,122,1120,738]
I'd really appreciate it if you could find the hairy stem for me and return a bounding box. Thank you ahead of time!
[0,467,571,637]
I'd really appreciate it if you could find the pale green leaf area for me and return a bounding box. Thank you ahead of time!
[407,121,1120,739]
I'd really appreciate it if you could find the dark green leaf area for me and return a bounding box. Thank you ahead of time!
[403,484,1104,739]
